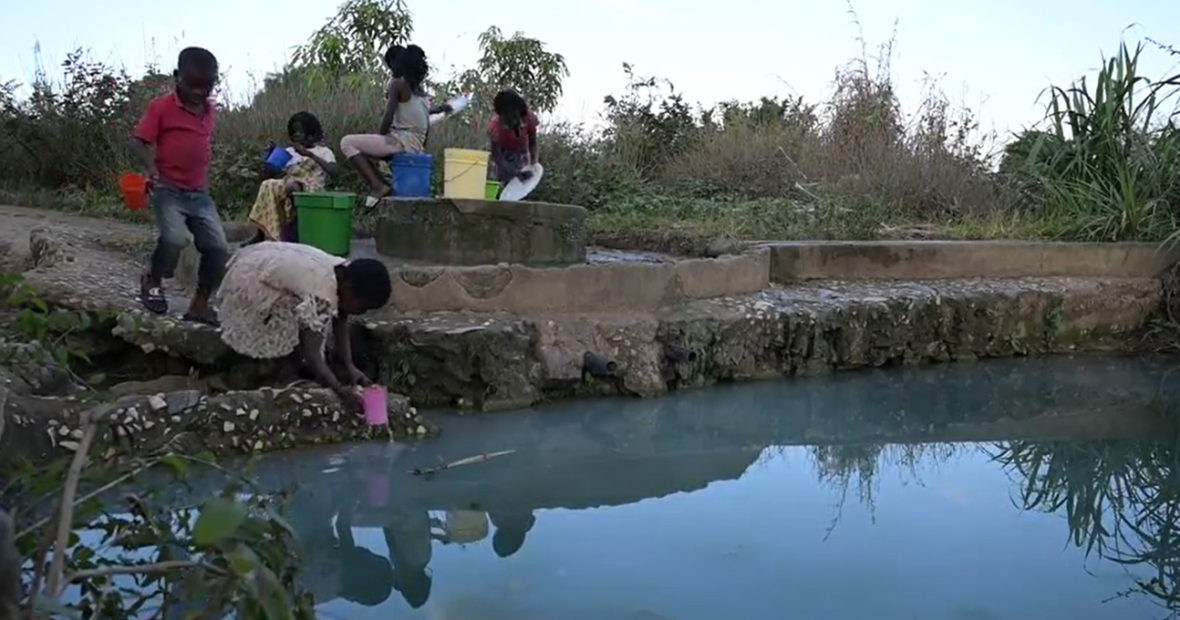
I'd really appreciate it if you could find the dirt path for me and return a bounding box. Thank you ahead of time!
[0,205,155,269]
[0,205,254,317]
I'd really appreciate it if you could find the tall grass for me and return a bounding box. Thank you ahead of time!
[1015,42,1180,242]
[567,45,1023,241]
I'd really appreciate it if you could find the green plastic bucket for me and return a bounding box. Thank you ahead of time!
[294,191,355,257]
[485,180,501,200]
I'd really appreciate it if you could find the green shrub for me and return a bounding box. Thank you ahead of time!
[1011,42,1180,241]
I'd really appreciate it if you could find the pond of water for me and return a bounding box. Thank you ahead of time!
[131,355,1180,619]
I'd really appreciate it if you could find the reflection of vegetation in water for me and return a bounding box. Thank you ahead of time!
[807,443,959,535]
[804,431,1180,612]
[994,436,1180,613]
[3,452,315,618]
[993,369,1180,612]
[811,444,883,515]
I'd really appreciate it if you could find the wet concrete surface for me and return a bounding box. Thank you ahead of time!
[349,238,673,266]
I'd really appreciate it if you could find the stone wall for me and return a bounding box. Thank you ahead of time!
[385,249,770,314]
[22,275,1158,415]
[0,382,434,469]
[362,276,1162,411]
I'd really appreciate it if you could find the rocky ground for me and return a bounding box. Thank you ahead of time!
[0,206,434,467]
[0,205,1165,465]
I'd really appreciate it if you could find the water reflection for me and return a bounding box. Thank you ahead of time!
[130,355,1180,616]
[489,511,536,558]
[287,471,397,607]
[383,509,433,608]
[995,433,1180,612]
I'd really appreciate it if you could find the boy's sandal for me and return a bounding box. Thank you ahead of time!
[139,282,168,315]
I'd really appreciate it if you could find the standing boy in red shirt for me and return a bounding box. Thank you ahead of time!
[129,47,226,325]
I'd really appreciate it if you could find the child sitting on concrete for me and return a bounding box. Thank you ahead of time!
[248,111,338,244]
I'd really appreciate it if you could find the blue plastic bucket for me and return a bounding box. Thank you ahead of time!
[391,153,433,198]
[265,147,293,171]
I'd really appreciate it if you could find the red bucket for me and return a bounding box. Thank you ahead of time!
[119,173,149,211]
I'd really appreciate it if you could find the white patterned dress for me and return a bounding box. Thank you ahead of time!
[217,242,346,359]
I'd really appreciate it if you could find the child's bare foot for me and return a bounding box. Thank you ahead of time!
[182,309,220,327]
[184,291,220,327]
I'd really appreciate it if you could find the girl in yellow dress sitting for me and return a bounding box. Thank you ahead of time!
[248,111,338,243]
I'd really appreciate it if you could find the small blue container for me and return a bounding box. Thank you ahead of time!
[391,153,433,198]
[265,147,293,171]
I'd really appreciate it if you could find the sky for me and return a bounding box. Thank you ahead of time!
[1,0,1177,144]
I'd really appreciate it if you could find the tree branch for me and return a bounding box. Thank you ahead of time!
[0,387,8,446]
[67,560,214,583]
[16,459,158,542]
[45,422,96,597]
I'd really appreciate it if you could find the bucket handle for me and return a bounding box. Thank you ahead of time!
[443,157,489,183]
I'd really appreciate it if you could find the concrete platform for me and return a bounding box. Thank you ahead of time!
[351,238,771,314]
[352,235,1178,315]
[763,240,1180,282]
[372,198,588,266]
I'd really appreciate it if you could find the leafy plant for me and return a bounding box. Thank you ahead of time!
[473,26,568,114]
[8,446,315,619]
[432,25,568,129]
[291,0,413,79]
[1,48,138,190]
[0,273,94,371]
[1018,41,1180,242]
[601,64,697,179]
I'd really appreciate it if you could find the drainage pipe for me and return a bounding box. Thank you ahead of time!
[663,344,699,364]
[582,351,618,378]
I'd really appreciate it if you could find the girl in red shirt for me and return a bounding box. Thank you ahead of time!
[487,89,540,187]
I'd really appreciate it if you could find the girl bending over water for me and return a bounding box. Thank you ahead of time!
[217,242,391,411]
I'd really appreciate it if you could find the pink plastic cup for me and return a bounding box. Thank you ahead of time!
[362,385,388,425]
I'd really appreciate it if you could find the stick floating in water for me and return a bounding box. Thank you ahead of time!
[410,449,516,477]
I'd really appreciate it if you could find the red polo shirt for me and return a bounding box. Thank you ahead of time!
[133,93,215,190]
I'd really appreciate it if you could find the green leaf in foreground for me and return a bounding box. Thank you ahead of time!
[193,497,248,546]
[159,453,191,477]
